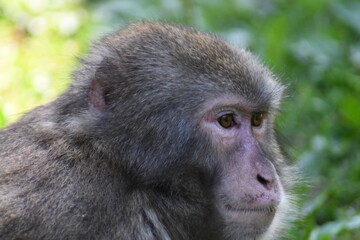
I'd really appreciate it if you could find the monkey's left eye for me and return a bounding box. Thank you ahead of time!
[218,114,236,129]
[251,113,265,127]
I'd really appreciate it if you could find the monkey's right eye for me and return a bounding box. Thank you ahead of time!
[218,114,236,129]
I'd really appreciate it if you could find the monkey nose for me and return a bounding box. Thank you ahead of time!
[256,173,274,191]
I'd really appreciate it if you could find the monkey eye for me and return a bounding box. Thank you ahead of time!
[251,113,265,127]
[218,114,236,129]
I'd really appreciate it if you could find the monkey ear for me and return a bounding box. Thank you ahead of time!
[87,58,116,114]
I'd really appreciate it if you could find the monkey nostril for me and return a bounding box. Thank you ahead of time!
[257,174,272,190]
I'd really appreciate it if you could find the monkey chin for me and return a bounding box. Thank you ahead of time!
[220,203,278,240]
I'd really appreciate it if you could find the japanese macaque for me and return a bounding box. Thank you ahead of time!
[0,22,296,240]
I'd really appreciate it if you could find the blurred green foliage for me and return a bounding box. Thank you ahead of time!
[0,0,359,239]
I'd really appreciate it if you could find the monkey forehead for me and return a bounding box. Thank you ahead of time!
[198,94,273,118]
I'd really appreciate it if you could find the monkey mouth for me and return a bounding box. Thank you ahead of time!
[221,202,278,234]
[224,203,277,215]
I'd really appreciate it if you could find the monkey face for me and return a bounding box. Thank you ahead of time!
[200,95,287,239]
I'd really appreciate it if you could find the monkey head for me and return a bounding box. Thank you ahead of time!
[75,22,295,239]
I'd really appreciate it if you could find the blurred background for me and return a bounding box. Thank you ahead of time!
[0,0,359,239]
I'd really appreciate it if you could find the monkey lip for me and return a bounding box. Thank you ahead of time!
[221,203,278,234]
[224,203,277,215]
